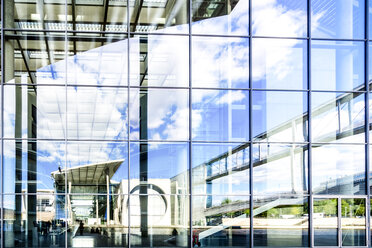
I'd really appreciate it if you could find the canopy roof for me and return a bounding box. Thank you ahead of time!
[51,159,124,185]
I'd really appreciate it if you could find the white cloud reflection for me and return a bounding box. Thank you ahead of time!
[3,0,368,195]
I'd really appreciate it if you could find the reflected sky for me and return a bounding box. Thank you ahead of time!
[311,0,365,39]
[252,0,307,37]
[2,0,369,197]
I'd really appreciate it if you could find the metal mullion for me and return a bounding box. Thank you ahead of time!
[188,0,192,246]
[307,0,313,247]
[252,35,308,40]
[311,37,366,42]
[365,1,371,247]
[1,0,4,246]
[249,0,253,247]
[64,0,68,246]
[130,31,190,37]
[4,28,66,33]
[338,197,341,247]
[251,88,309,92]
[190,33,250,39]
[127,0,131,245]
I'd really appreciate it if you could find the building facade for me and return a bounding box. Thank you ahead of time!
[0,0,371,247]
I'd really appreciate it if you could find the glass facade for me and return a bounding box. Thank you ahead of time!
[0,0,371,247]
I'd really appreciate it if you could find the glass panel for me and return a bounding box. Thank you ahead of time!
[3,85,66,139]
[252,0,307,37]
[192,36,249,89]
[66,142,128,194]
[66,87,128,140]
[311,0,365,39]
[341,198,366,246]
[192,89,249,142]
[129,0,188,34]
[312,92,365,143]
[192,195,250,247]
[370,198,372,244]
[67,36,128,86]
[252,38,307,90]
[313,198,338,246]
[192,143,250,195]
[253,196,308,247]
[66,194,128,247]
[6,0,66,30]
[311,40,364,91]
[4,32,65,85]
[192,0,249,36]
[68,2,127,33]
[312,144,365,195]
[130,194,189,247]
[3,194,66,247]
[130,142,189,195]
[130,35,189,87]
[252,91,307,142]
[370,42,372,82]
[3,140,65,194]
[253,143,308,195]
[130,88,189,141]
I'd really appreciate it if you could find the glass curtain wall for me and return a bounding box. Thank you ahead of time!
[0,0,371,247]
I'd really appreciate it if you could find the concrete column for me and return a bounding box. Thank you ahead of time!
[139,78,148,240]
[96,195,99,224]
[106,173,110,226]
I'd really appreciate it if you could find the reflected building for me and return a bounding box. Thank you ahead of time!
[0,0,372,247]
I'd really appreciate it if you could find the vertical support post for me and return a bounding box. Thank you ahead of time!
[307,0,313,246]
[365,0,370,247]
[338,197,342,247]
[106,171,110,226]
[96,195,99,224]
[248,0,253,246]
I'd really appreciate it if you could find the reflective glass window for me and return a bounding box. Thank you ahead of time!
[66,142,128,194]
[3,140,65,194]
[130,194,189,247]
[3,194,66,247]
[4,85,66,139]
[130,142,189,195]
[312,144,365,195]
[192,143,250,195]
[5,0,66,30]
[312,92,365,144]
[192,0,249,36]
[252,91,307,142]
[193,36,249,89]
[66,87,128,140]
[253,143,308,195]
[193,195,250,247]
[253,196,309,247]
[252,38,307,90]
[370,42,372,82]
[252,0,307,37]
[68,2,127,34]
[67,37,128,86]
[341,198,366,247]
[66,194,128,247]
[311,40,364,91]
[4,32,65,85]
[192,89,249,142]
[311,0,365,39]
[130,35,189,87]
[130,0,188,34]
[130,88,189,141]
[313,198,338,246]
